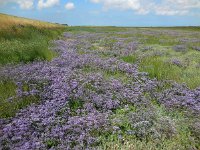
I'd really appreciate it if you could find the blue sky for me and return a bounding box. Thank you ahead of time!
[0,0,200,26]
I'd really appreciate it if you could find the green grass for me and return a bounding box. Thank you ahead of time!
[0,80,16,100]
[0,25,65,64]
[99,105,199,150]
[121,55,137,63]
[1,24,200,148]
[45,139,59,149]
[0,13,66,65]
[70,26,200,149]
[139,55,200,89]
[65,26,129,33]
[0,14,66,118]
[0,80,40,118]
[139,56,182,81]
[70,26,200,89]
[0,17,66,117]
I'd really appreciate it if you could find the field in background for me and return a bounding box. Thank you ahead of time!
[64,26,200,149]
[70,26,200,89]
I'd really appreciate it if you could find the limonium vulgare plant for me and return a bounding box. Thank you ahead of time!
[0,31,200,149]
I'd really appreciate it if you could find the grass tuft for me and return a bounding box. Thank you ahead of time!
[0,14,66,65]
[121,55,137,63]
[0,80,40,118]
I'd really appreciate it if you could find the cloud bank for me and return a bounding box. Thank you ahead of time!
[0,0,199,16]
[38,0,59,9]
[0,0,60,9]
[0,0,34,9]
[90,0,200,15]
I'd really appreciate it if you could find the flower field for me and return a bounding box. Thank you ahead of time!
[0,26,200,149]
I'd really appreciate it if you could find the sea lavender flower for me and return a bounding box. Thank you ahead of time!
[171,58,183,67]
[172,45,187,52]
[0,30,199,149]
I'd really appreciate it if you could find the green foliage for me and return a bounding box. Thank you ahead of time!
[1,25,200,149]
[0,25,65,65]
[69,98,84,111]
[0,80,16,100]
[46,139,59,149]
[0,80,40,118]
[104,70,130,83]
[100,105,198,150]
[121,55,137,63]
[66,26,128,33]
[140,56,181,80]
[139,55,200,88]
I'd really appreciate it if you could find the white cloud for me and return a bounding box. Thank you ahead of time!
[89,0,200,15]
[65,2,75,10]
[153,0,200,15]
[18,0,33,9]
[165,0,200,9]
[0,0,61,10]
[91,0,142,11]
[38,0,59,9]
[155,7,188,16]
[90,0,99,3]
[0,0,33,9]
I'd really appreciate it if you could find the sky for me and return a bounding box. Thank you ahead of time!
[0,0,200,26]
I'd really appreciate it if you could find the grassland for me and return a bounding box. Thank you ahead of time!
[0,13,60,29]
[63,26,200,149]
[0,13,65,65]
[67,26,200,89]
[0,13,66,117]
[0,16,200,149]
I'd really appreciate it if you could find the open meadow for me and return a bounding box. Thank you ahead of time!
[0,14,200,149]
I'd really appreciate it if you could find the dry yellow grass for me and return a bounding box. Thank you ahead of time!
[0,13,63,29]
